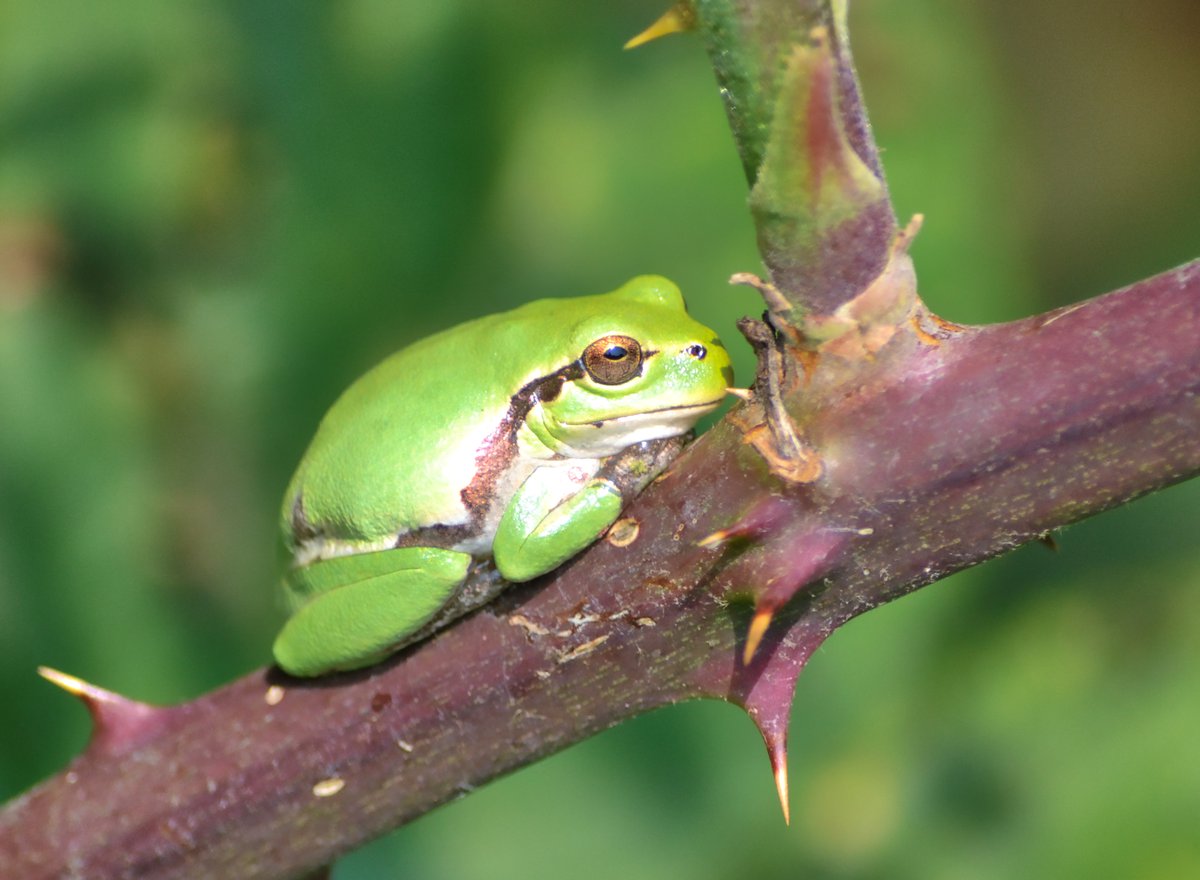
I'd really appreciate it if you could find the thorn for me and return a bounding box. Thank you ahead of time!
[743,605,775,665]
[1038,531,1060,552]
[757,725,792,825]
[624,3,696,50]
[39,666,169,755]
[38,665,88,697]
[698,498,793,548]
[773,751,791,825]
[725,386,753,401]
[729,271,792,315]
[896,213,924,252]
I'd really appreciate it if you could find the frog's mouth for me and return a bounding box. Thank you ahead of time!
[558,397,724,450]
[572,397,722,426]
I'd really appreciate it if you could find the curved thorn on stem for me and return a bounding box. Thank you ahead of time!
[624,3,696,50]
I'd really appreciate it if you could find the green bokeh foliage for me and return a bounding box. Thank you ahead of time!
[2,1,1198,877]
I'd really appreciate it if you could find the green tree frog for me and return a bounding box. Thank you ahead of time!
[273,275,733,676]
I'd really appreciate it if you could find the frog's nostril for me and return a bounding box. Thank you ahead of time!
[685,343,707,360]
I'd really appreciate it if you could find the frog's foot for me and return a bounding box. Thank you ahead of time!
[273,546,471,677]
[492,475,624,583]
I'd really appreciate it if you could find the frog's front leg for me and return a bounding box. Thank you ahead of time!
[273,546,471,676]
[492,465,625,583]
[493,437,688,583]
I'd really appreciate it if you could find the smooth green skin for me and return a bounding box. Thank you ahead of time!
[273,276,732,676]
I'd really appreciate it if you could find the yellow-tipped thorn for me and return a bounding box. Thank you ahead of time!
[774,757,791,825]
[743,606,774,665]
[623,2,696,50]
[38,665,142,715]
[40,665,168,755]
[698,528,731,548]
[38,665,95,699]
[726,386,753,401]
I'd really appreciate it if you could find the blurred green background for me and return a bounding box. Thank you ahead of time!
[2,0,1199,877]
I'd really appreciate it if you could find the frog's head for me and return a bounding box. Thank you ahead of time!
[525,275,733,457]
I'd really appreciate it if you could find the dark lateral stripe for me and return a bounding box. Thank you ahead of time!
[455,360,586,531]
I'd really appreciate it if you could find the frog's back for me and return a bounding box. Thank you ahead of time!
[283,295,602,546]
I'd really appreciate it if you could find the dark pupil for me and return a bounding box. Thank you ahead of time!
[603,346,628,360]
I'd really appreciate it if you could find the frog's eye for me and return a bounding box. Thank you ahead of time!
[582,334,643,385]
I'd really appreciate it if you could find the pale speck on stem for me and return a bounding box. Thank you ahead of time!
[312,778,345,798]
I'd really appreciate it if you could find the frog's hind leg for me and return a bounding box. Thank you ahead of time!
[273,546,471,677]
